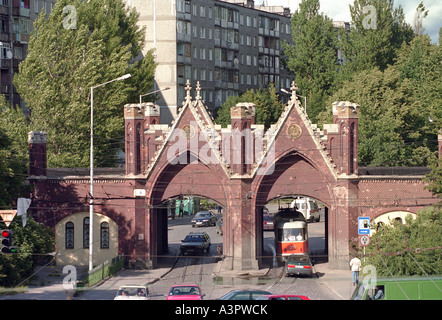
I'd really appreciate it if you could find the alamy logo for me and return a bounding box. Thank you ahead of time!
[165,121,276,175]
[63,5,77,30]
[362,5,377,29]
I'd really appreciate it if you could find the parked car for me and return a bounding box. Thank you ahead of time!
[290,197,321,222]
[114,285,149,300]
[218,290,272,300]
[191,210,217,227]
[167,284,205,300]
[256,294,310,300]
[285,254,313,277]
[180,232,211,255]
[216,217,223,235]
[263,214,274,231]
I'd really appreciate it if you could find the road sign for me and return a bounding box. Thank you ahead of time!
[0,210,17,227]
[358,217,370,235]
[360,235,370,247]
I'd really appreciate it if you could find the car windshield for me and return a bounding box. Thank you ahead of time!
[287,255,310,264]
[169,286,200,296]
[116,287,147,297]
[196,212,210,218]
[184,235,203,242]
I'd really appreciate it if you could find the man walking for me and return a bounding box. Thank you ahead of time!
[349,255,362,286]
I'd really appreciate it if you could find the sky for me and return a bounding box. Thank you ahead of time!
[260,0,441,44]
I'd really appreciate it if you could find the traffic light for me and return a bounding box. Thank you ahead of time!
[1,229,17,254]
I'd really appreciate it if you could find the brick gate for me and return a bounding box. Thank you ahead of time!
[28,81,440,270]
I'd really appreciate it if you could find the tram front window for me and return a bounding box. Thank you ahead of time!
[278,228,305,241]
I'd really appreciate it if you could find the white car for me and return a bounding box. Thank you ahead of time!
[114,285,149,300]
[290,198,321,222]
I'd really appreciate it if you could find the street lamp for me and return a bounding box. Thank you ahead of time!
[139,87,170,105]
[89,73,131,271]
[281,88,307,113]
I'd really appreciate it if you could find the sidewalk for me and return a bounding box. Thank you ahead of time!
[314,262,355,300]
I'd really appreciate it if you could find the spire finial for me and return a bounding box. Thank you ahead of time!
[195,81,202,101]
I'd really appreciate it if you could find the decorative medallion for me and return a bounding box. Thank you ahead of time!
[181,124,196,139]
[287,123,302,140]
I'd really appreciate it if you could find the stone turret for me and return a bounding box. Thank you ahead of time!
[230,102,256,175]
[28,131,47,176]
[331,101,360,176]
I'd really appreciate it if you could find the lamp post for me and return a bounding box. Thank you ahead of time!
[89,73,131,271]
[139,87,170,105]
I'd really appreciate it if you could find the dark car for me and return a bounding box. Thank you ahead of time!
[285,254,313,277]
[216,217,223,235]
[218,290,272,300]
[180,232,211,255]
[191,211,217,227]
[263,214,274,231]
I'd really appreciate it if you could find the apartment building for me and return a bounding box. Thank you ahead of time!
[0,0,55,108]
[126,0,295,123]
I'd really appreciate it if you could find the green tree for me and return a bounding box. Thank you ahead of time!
[364,207,442,276]
[214,84,283,129]
[282,0,338,122]
[13,0,156,168]
[0,97,30,209]
[338,0,413,76]
[0,218,55,287]
[318,34,440,167]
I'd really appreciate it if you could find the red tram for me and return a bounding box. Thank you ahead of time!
[274,208,308,258]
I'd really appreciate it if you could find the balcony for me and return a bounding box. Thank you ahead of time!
[14,33,29,43]
[20,7,29,17]
[0,32,9,42]
[0,5,8,15]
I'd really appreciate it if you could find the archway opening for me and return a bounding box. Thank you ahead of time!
[155,196,224,268]
[258,195,329,267]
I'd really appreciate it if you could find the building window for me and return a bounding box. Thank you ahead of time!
[199,47,206,60]
[65,222,74,249]
[83,217,89,249]
[100,222,109,249]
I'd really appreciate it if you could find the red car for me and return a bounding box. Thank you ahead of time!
[256,294,310,300]
[167,284,205,300]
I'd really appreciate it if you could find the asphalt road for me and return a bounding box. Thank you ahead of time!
[143,212,336,300]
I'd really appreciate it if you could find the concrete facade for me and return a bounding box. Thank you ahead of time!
[27,81,441,270]
[124,0,294,123]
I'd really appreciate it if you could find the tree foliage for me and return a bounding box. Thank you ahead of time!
[13,0,156,168]
[0,218,55,288]
[338,0,413,76]
[363,207,442,276]
[0,97,30,209]
[214,84,283,129]
[318,35,440,167]
[282,0,338,121]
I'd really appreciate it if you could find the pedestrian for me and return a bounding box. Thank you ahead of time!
[349,254,362,286]
[179,201,184,218]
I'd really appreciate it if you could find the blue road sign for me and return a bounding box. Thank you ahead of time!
[358,217,370,235]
